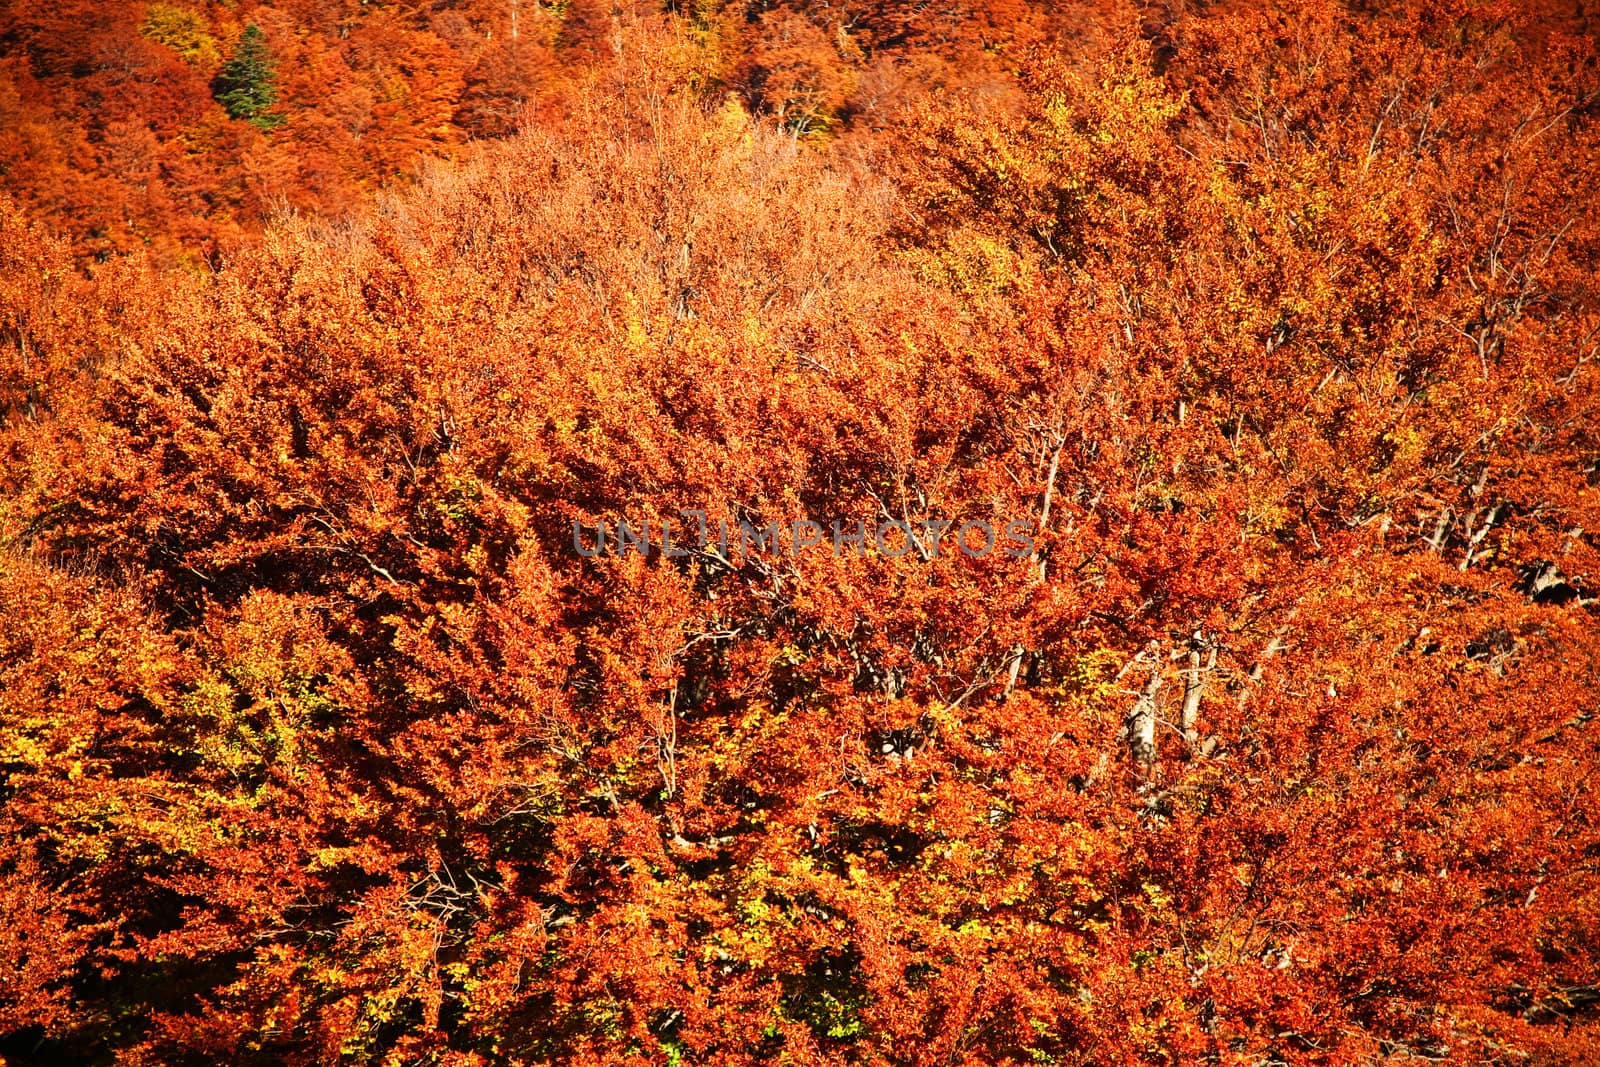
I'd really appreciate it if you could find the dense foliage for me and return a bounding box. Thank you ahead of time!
[2,1,1599,1064]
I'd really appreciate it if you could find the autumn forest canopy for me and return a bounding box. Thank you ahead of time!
[2,1,1600,1064]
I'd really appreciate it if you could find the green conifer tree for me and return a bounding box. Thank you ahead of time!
[214,25,282,130]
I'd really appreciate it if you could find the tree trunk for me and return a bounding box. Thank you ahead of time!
[1129,662,1163,766]
[1181,644,1215,744]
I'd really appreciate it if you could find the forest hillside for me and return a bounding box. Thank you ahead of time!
[2,2,1599,1064]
